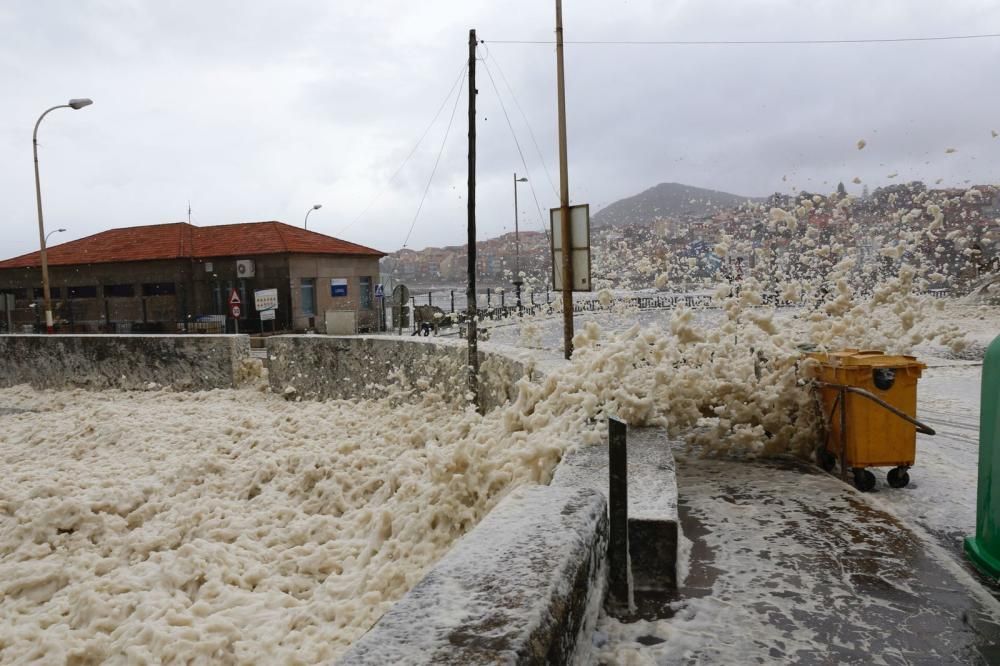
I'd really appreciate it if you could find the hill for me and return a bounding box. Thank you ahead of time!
[592,182,756,228]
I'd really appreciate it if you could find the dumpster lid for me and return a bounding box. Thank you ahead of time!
[808,349,926,369]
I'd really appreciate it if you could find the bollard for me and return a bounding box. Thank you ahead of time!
[607,416,632,612]
[451,290,455,313]
[965,335,1000,577]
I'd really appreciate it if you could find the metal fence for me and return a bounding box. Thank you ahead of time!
[395,291,729,334]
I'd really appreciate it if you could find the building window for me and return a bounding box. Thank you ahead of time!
[360,276,373,309]
[104,284,135,298]
[33,287,61,298]
[142,282,176,296]
[3,288,27,300]
[213,282,225,315]
[300,278,316,316]
[68,285,97,298]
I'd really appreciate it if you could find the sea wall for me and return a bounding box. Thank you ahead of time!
[338,485,609,665]
[0,334,250,391]
[266,335,537,412]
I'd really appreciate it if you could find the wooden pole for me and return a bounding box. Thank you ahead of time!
[555,0,574,359]
[466,29,480,408]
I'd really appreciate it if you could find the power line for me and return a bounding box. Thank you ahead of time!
[401,68,466,249]
[482,43,559,198]
[335,61,466,237]
[480,58,551,237]
[480,57,553,287]
[482,32,1000,46]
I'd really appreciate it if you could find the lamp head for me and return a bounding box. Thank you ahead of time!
[312,204,323,210]
[68,98,93,110]
[56,228,66,233]
[516,177,528,182]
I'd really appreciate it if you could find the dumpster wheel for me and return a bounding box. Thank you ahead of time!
[887,466,910,489]
[853,468,877,492]
[818,449,837,473]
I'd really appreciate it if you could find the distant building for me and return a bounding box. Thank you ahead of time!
[0,221,385,334]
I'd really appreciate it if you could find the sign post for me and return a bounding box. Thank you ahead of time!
[550,204,591,292]
[391,284,410,336]
[228,288,242,334]
[254,288,278,334]
[260,308,275,334]
[375,284,385,331]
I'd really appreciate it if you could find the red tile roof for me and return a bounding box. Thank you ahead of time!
[0,221,385,269]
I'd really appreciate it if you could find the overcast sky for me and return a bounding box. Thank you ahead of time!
[2,0,998,258]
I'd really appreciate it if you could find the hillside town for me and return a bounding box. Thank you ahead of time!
[382,180,1000,295]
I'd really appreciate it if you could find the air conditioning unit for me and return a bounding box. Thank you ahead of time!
[236,259,256,278]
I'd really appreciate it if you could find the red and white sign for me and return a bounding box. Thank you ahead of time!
[229,289,242,318]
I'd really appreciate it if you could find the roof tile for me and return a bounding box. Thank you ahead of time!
[0,221,385,269]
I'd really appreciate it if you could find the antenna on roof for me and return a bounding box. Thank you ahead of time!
[187,201,192,224]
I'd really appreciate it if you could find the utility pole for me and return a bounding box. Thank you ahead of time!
[556,0,574,359]
[466,28,480,408]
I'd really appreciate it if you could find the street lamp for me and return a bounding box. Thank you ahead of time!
[304,203,322,230]
[45,228,67,245]
[34,98,93,334]
[513,173,528,308]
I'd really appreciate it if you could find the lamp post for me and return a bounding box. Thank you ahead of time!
[34,98,92,334]
[45,228,67,245]
[304,203,322,230]
[513,173,528,308]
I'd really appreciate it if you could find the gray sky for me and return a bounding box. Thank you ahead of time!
[2,0,998,258]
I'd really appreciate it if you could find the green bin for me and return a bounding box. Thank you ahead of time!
[965,335,1000,578]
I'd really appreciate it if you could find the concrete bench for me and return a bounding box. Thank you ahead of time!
[550,427,679,593]
[338,485,608,665]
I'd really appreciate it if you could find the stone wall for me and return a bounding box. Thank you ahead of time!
[338,485,609,665]
[0,334,250,391]
[266,335,536,412]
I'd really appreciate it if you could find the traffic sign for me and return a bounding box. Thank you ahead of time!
[391,283,410,306]
[230,304,241,318]
[375,284,385,299]
[260,309,275,321]
[229,289,241,305]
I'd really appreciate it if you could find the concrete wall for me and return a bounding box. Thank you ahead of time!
[0,334,250,391]
[266,335,534,412]
[339,485,609,665]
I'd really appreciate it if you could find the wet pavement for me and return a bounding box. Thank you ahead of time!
[591,455,1000,665]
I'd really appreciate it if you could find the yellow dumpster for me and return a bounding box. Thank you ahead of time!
[807,350,931,491]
